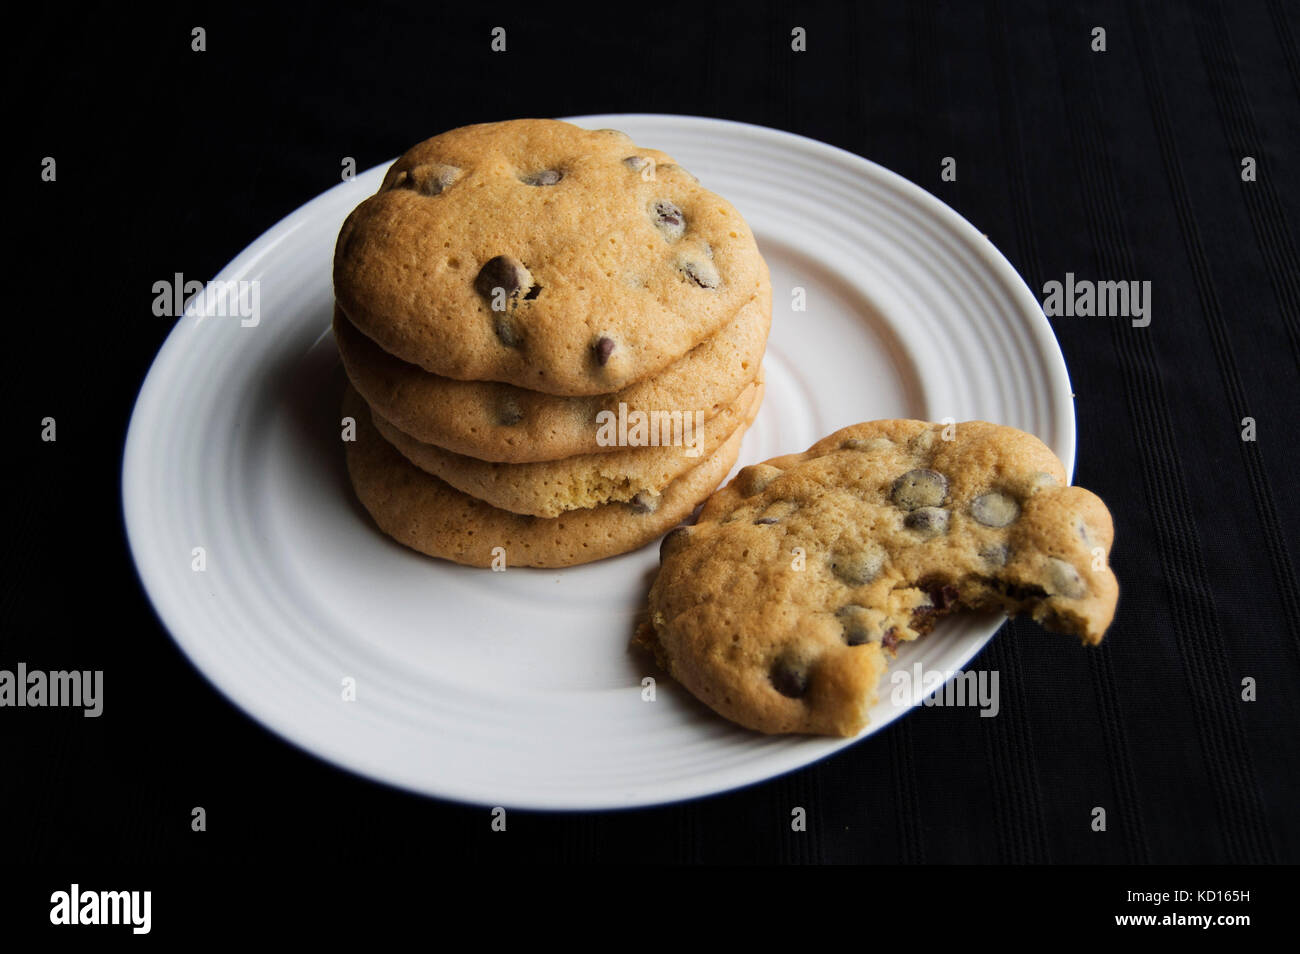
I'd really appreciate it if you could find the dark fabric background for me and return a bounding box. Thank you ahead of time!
[5,0,1298,866]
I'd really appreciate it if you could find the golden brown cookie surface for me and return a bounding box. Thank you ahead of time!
[334,119,770,396]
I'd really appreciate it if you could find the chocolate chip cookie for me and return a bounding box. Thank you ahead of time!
[637,420,1119,736]
[371,376,763,518]
[343,386,753,568]
[334,119,770,396]
[333,286,769,463]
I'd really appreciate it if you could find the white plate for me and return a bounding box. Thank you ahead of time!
[123,114,1074,809]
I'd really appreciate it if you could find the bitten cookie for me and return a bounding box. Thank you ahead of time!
[333,119,770,396]
[344,386,752,568]
[372,377,763,518]
[333,286,769,463]
[638,420,1118,736]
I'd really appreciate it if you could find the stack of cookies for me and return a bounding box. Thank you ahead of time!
[333,120,771,567]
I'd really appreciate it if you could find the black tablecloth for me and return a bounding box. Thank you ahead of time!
[7,0,1298,867]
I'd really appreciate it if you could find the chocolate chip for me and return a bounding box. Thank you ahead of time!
[676,255,720,289]
[659,525,692,560]
[881,628,901,651]
[593,336,616,366]
[909,429,939,455]
[408,162,461,196]
[522,284,542,301]
[836,605,882,646]
[923,581,961,611]
[831,547,884,586]
[1033,471,1062,487]
[971,491,1020,527]
[493,314,522,349]
[1047,558,1087,599]
[979,543,1010,567]
[650,199,685,241]
[497,397,523,426]
[753,517,780,525]
[630,491,662,514]
[475,255,533,302]
[891,468,948,510]
[520,169,563,186]
[770,658,809,698]
[736,463,782,497]
[904,507,950,538]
